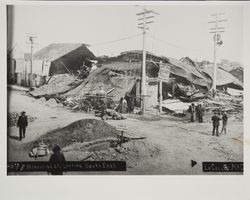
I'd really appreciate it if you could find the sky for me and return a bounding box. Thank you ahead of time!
[7,4,244,63]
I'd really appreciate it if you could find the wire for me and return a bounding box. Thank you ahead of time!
[147,33,203,53]
[90,33,142,46]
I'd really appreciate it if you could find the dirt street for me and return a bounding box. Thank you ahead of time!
[8,89,243,175]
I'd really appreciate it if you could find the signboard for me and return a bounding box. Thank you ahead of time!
[116,125,128,132]
[158,63,171,82]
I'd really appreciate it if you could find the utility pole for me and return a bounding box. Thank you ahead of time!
[208,13,227,97]
[26,33,38,86]
[26,33,38,74]
[136,8,159,115]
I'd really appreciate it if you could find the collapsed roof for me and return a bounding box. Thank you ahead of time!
[99,51,213,90]
[180,57,197,68]
[33,43,96,76]
[65,53,214,102]
[30,49,243,103]
[65,62,141,102]
[201,64,243,90]
[98,50,168,64]
[34,43,95,61]
[165,57,212,90]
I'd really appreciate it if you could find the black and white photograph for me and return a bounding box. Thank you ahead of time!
[4,2,248,176]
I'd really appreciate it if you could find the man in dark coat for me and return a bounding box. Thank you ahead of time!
[48,145,66,175]
[125,94,135,113]
[211,112,221,136]
[99,98,107,120]
[17,111,28,141]
[188,103,196,122]
[197,104,204,123]
[195,105,199,121]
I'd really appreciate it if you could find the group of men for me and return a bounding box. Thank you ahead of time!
[188,103,228,137]
[117,94,135,114]
[211,111,228,137]
[188,103,204,123]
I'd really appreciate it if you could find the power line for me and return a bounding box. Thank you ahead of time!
[147,33,203,53]
[90,34,142,46]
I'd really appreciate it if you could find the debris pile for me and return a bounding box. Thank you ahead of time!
[58,95,115,111]
[174,83,207,102]
[30,119,120,148]
[28,118,158,165]
[65,62,140,102]
[7,112,37,127]
[100,109,126,120]
[29,74,83,98]
[28,118,159,165]
[27,51,243,123]
[162,99,190,114]
[160,89,243,121]
[74,140,161,165]
[29,141,50,159]
[200,91,243,121]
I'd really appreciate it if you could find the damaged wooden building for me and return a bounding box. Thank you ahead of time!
[8,43,96,87]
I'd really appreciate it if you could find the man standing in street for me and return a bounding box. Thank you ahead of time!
[100,98,107,120]
[17,111,28,141]
[198,104,204,123]
[125,93,135,113]
[221,111,228,135]
[211,112,221,137]
[188,103,196,122]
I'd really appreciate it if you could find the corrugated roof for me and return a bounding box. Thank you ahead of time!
[202,64,243,89]
[33,43,90,61]
[167,57,204,79]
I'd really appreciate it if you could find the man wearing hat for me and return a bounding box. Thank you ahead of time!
[48,144,66,175]
[211,112,221,137]
[188,103,196,122]
[17,111,28,141]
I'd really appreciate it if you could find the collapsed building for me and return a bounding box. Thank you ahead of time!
[33,43,96,76]
[28,43,96,97]
[28,49,244,113]
[8,43,96,87]
[62,51,214,109]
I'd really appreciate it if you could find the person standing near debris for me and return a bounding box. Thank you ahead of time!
[221,111,228,134]
[100,98,107,120]
[197,104,204,123]
[125,94,135,113]
[118,97,127,113]
[195,105,199,121]
[188,103,196,122]
[211,112,221,136]
[129,97,135,113]
[48,144,66,175]
[122,97,128,113]
[200,104,205,123]
[17,111,28,141]
[98,86,105,96]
